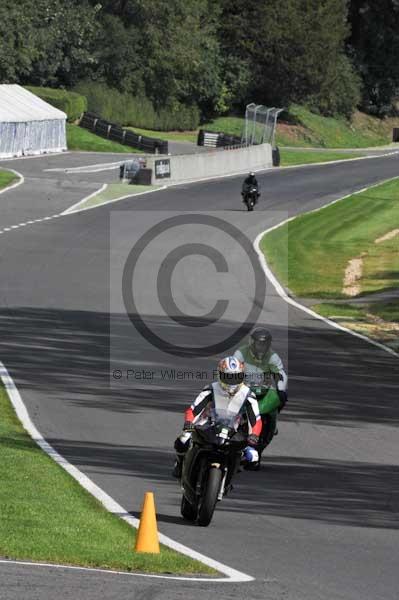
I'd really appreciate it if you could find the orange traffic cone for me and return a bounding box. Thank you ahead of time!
[135,492,160,553]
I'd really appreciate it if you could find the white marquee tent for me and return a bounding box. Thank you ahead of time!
[0,85,67,158]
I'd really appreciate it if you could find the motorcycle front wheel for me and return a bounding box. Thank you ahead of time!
[181,495,198,521]
[197,467,222,526]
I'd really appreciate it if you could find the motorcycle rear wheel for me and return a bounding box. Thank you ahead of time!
[197,467,222,527]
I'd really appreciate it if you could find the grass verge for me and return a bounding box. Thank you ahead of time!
[0,382,215,575]
[279,149,363,166]
[67,124,140,154]
[261,178,399,351]
[126,117,244,144]
[276,105,398,148]
[126,105,399,151]
[0,170,19,191]
[66,183,159,213]
[312,302,399,353]
[127,126,197,144]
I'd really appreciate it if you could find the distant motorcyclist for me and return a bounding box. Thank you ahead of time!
[173,356,262,479]
[241,172,260,202]
[234,327,287,465]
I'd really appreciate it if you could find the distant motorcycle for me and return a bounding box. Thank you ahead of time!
[180,408,247,526]
[243,186,260,211]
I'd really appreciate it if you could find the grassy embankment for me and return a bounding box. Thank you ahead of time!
[66,124,140,154]
[279,149,362,166]
[0,382,215,575]
[0,170,19,191]
[260,178,399,352]
[275,104,396,148]
[127,105,398,165]
[66,184,159,213]
[64,103,398,160]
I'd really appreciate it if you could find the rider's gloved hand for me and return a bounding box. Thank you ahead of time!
[183,420,193,431]
[277,391,287,412]
[247,433,259,447]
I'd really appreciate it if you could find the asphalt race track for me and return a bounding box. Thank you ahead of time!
[0,152,398,600]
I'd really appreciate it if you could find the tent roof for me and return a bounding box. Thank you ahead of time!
[0,85,66,123]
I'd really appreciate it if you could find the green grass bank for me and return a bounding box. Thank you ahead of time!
[260,178,399,351]
[66,124,140,154]
[0,170,19,191]
[0,383,215,575]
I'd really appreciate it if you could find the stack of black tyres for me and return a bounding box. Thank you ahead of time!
[79,112,168,154]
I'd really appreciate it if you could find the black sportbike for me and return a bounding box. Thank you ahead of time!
[243,186,259,211]
[180,409,247,526]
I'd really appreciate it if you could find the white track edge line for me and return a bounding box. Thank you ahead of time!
[40,148,399,219]
[133,148,399,189]
[44,162,125,173]
[0,152,70,163]
[0,361,253,583]
[62,186,167,215]
[0,558,261,582]
[0,169,24,195]
[274,149,399,171]
[62,184,108,214]
[253,176,399,358]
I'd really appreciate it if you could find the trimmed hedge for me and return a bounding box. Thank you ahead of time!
[25,87,87,122]
[75,82,199,131]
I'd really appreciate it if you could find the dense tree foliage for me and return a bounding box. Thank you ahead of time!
[348,0,399,115]
[0,0,98,88]
[219,0,360,117]
[0,0,396,123]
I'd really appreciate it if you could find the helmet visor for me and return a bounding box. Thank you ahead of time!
[219,371,245,386]
[251,339,270,359]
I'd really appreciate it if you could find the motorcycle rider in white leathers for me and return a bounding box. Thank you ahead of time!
[173,356,262,479]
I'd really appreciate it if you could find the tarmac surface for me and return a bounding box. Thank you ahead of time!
[0,151,398,600]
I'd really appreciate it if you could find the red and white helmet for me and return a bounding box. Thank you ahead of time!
[218,356,245,395]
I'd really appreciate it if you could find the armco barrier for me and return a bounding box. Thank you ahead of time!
[147,143,272,185]
[78,112,168,154]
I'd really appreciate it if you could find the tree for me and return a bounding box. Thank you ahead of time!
[87,0,224,116]
[348,0,399,115]
[219,0,360,116]
[0,0,98,88]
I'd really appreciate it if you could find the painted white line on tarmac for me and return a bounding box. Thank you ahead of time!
[0,361,254,583]
[140,148,399,189]
[0,558,261,582]
[0,152,70,163]
[44,162,125,174]
[274,149,399,172]
[34,147,399,220]
[254,176,399,358]
[1,156,397,584]
[62,184,108,214]
[62,185,167,216]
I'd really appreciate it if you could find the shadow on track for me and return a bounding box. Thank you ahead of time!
[0,306,397,426]
[13,432,397,530]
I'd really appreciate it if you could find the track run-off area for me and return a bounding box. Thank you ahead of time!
[0,151,398,600]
